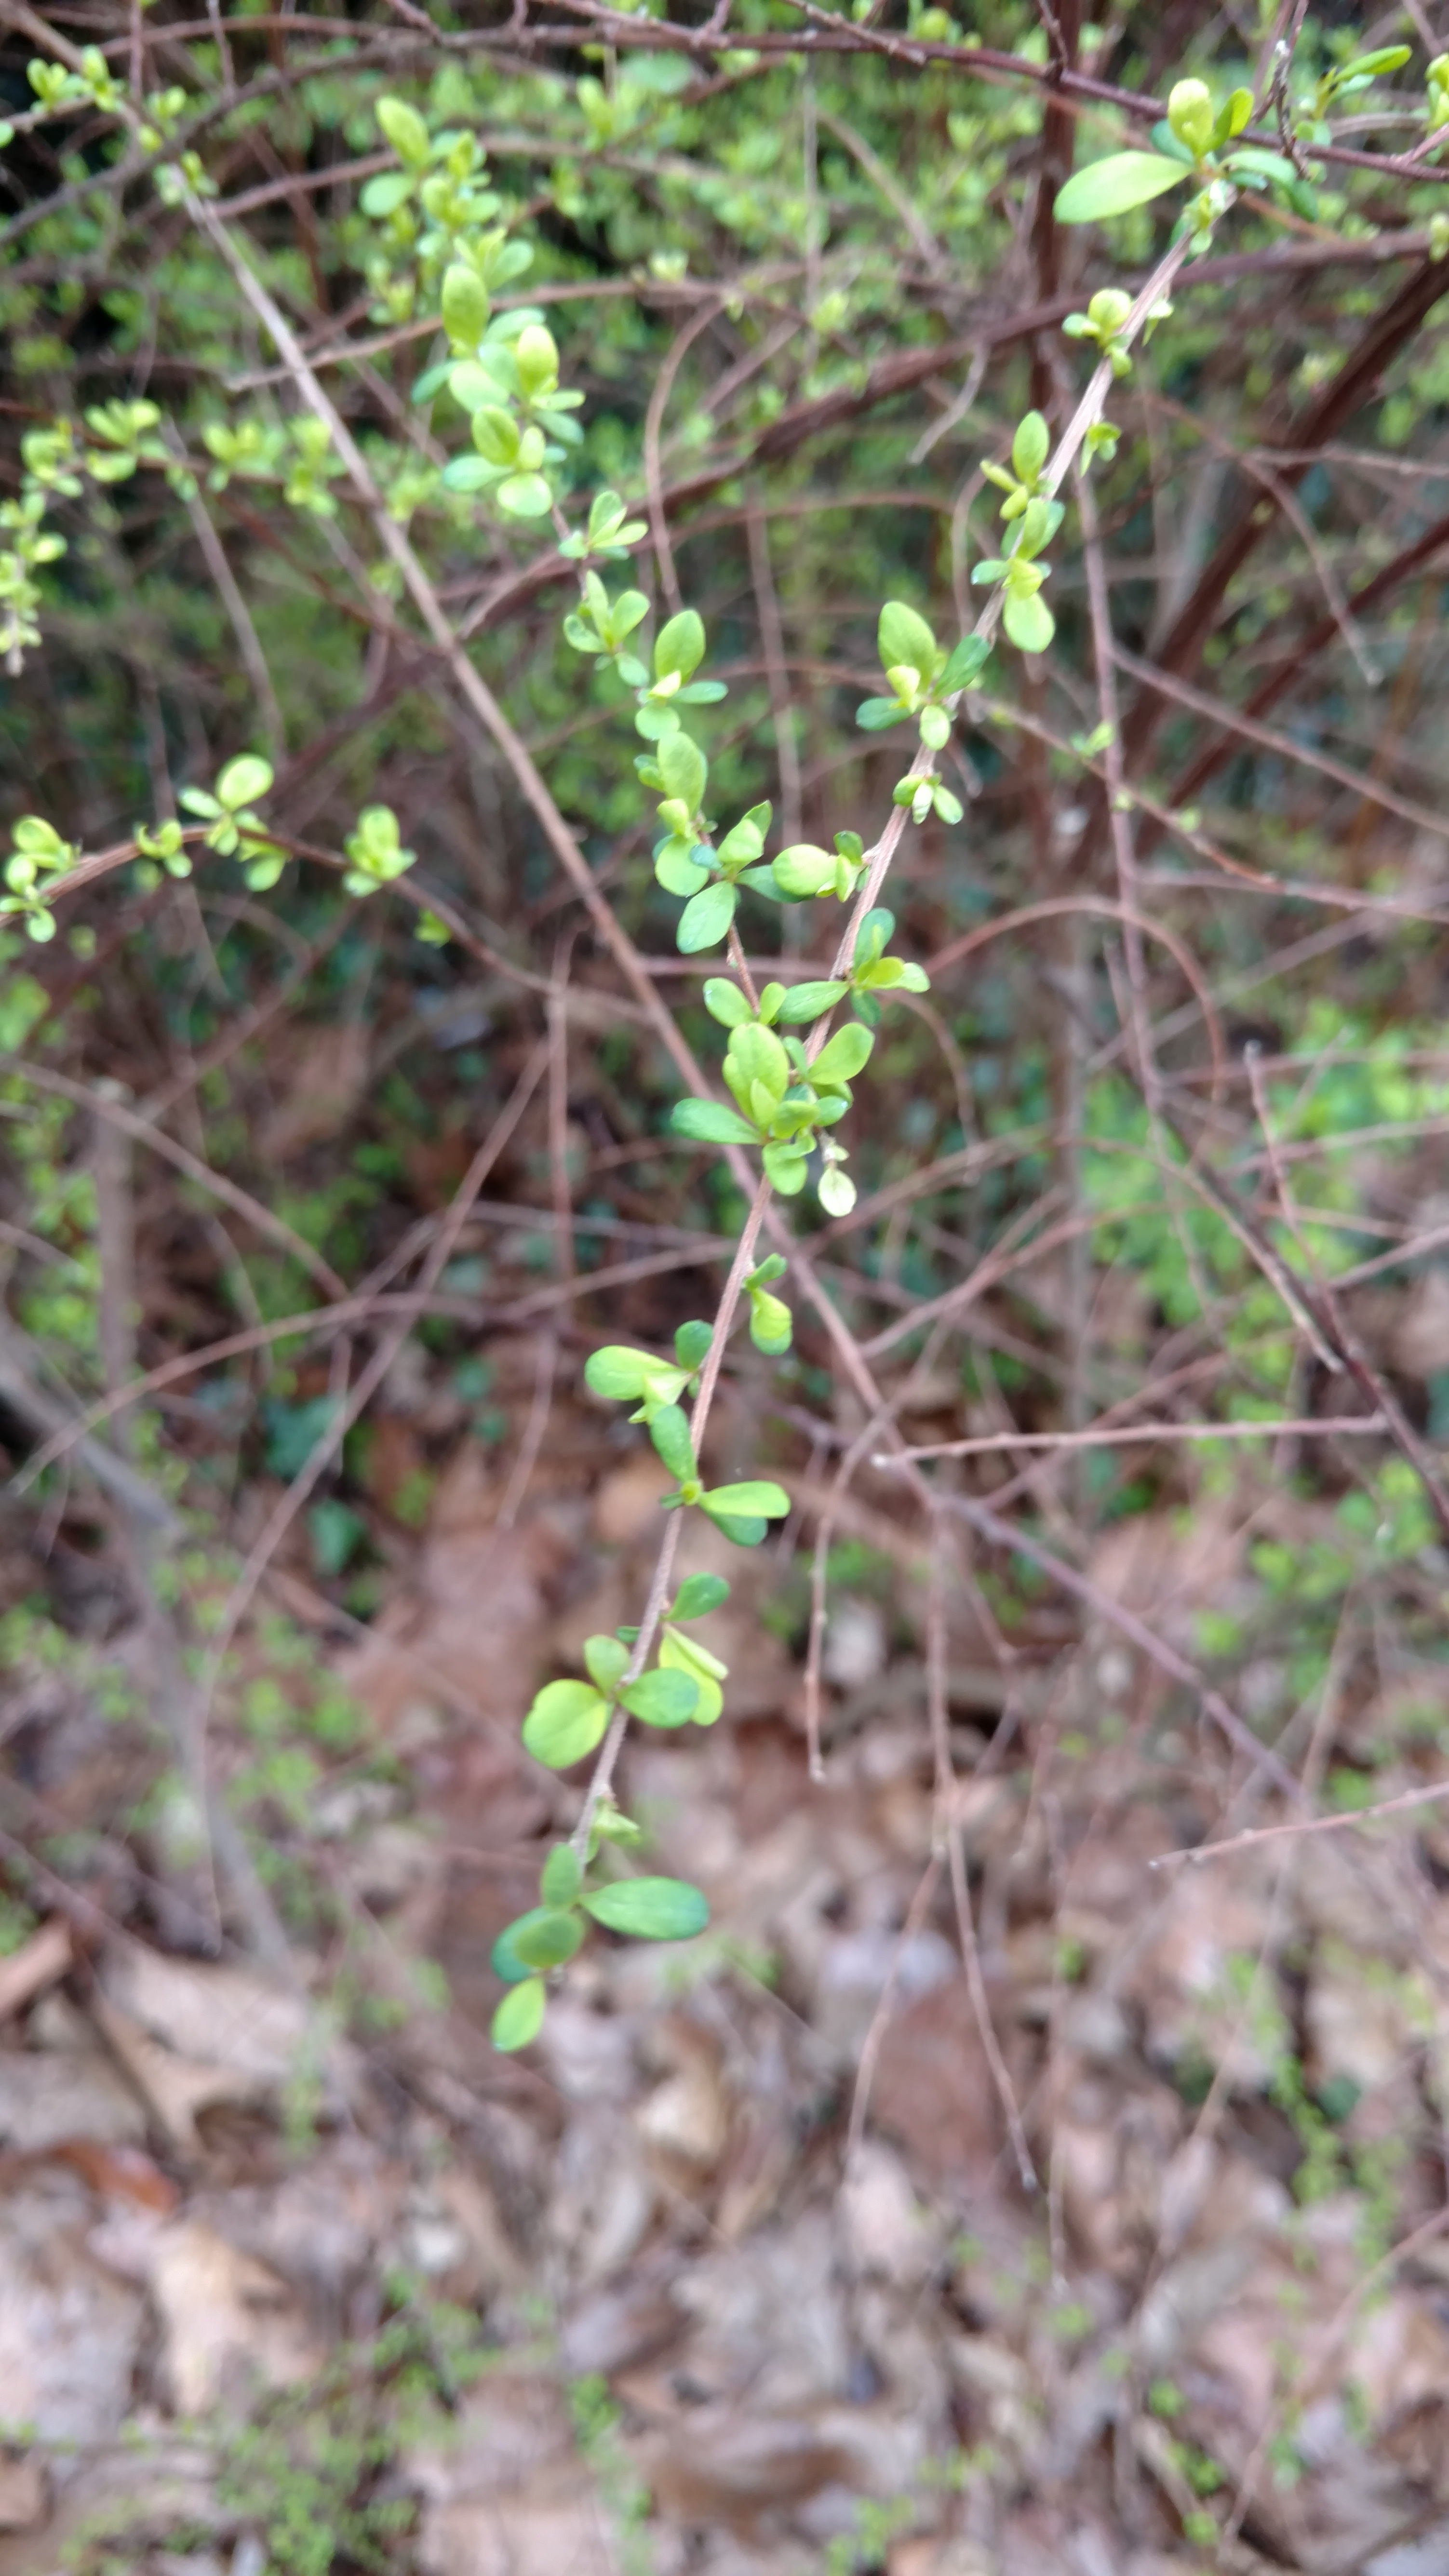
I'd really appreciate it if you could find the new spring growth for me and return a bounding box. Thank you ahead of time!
[342,806,418,898]
[1,816,78,940]
[1054,66,1300,232]
[490,1841,711,2052]
[857,600,988,735]
[972,497,1063,657]
[744,1255,792,1356]
[178,757,286,892]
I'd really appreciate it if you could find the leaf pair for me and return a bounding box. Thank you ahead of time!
[491,1865,710,2050]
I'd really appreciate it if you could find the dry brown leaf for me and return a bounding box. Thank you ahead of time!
[101,1943,308,2087]
[1050,2065,1183,2276]
[49,2139,180,2212]
[1130,1859,1278,2085]
[409,2373,615,2576]
[336,1448,563,1738]
[671,2213,848,2410]
[1089,1498,1241,1628]
[871,1977,1001,2186]
[0,2443,222,2576]
[0,2181,145,2446]
[87,1991,273,2157]
[890,2543,995,2576]
[592,1451,674,1546]
[0,2462,45,2535]
[0,1921,71,2025]
[563,2280,684,2380]
[257,1019,369,1161]
[636,2017,730,2175]
[547,2107,657,2286]
[1351,2289,1449,2433]
[149,2219,322,2415]
[838,2142,939,2288]
[1306,1950,1423,2098]
[636,2415,855,2532]
[420,2481,615,2576]
[0,2044,148,2153]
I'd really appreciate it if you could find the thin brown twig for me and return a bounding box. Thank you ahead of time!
[1152,1771,1449,1872]
[880,1415,1388,1463]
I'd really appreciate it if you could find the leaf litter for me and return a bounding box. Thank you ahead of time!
[6,1412,1449,2576]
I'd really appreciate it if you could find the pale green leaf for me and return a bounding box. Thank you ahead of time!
[1055,150,1188,224]
[581,1877,710,1939]
[522,1679,609,1769]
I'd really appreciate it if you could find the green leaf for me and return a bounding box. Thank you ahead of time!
[811,1023,874,1087]
[706,1511,767,1546]
[748,1288,792,1355]
[654,608,705,681]
[939,636,990,692]
[360,170,415,217]
[670,1098,759,1144]
[657,731,706,812]
[510,1907,585,1970]
[655,840,711,899]
[621,1667,700,1726]
[583,1632,631,1693]
[1342,44,1409,78]
[856,698,910,731]
[376,93,430,169]
[648,1403,697,1484]
[441,265,491,347]
[585,1346,666,1400]
[761,1140,808,1194]
[878,600,937,677]
[514,321,559,400]
[702,977,751,1028]
[1213,85,1253,145]
[724,1020,789,1111]
[658,1627,725,1724]
[674,1318,712,1369]
[702,1479,790,1519]
[1003,590,1055,654]
[1055,150,1188,223]
[771,843,837,898]
[441,455,501,492]
[669,1572,730,1622]
[540,1844,583,1906]
[215,755,273,809]
[491,1905,572,1982]
[1226,145,1298,185]
[774,980,847,1023]
[1012,410,1049,481]
[496,471,553,518]
[491,1978,545,2050]
[448,360,504,410]
[716,802,770,866]
[582,1877,710,1939]
[470,405,520,466]
[678,878,738,953]
[522,1679,609,1769]
[739,863,788,901]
